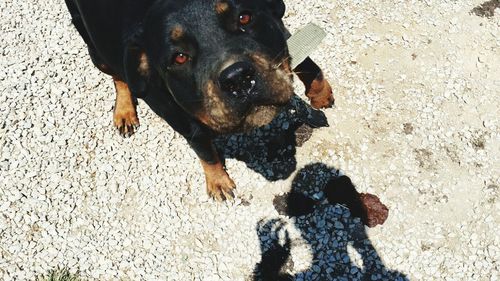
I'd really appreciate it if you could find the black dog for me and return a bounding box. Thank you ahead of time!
[65,0,334,200]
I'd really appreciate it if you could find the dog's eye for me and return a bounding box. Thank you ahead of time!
[239,12,252,25]
[173,53,189,65]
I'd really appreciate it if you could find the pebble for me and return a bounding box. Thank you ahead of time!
[334,221,344,229]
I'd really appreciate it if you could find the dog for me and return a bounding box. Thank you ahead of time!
[65,0,334,200]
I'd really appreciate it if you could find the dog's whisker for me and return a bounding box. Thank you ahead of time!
[189,126,200,143]
[271,48,287,63]
[273,55,289,68]
[269,48,290,69]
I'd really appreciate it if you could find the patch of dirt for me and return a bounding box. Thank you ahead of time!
[486,184,498,203]
[445,145,461,164]
[414,148,435,170]
[421,242,433,251]
[471,132,487,150]
[240,198,251,206]
[403,123,414,135]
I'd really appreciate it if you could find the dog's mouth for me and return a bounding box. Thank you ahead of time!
[196,53,293,133]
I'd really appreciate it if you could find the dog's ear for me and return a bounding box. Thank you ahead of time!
[265,0,285,18]
[124,44,150,98]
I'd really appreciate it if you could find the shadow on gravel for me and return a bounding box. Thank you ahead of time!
[215,97,408,280]
[214,95,328,181]
[252,164,409,281]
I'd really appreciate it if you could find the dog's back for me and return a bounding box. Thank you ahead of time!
[64,0,155,75]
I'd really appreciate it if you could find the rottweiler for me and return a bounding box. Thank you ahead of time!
[65,0,334,200]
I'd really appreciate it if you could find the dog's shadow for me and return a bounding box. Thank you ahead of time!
[215,95,328,181]
[252,164,409,280]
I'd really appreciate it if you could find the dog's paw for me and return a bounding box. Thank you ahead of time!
[306,76,335,109]
[113,107,140,137]
[206,171,236,201]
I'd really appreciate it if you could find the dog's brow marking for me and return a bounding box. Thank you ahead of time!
[215,1,229,14]
[171,25,184,41]
[137,52,150,76]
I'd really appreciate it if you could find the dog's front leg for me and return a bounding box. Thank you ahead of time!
[188,136,235,201]
[112,77,140,136]
[294,57,335,109]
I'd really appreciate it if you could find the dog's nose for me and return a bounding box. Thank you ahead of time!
[219,61,256,97]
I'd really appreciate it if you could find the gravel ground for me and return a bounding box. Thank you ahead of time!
[1,0,499,280]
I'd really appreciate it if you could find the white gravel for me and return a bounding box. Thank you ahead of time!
[1,0,499,280]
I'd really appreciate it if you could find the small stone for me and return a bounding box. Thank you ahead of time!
[334,221,344,229]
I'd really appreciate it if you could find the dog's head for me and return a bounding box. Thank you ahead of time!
[127,0,293,133]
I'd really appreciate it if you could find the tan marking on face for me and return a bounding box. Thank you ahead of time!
[215,1,229,14]
[195,81,238,132]
[242,106,280,130]
[205,82,232,123]
[137,52,150,77]
[251,53,294,104]
[281,59,292,75]
[196,111,211,126]
[171,25,184,41]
